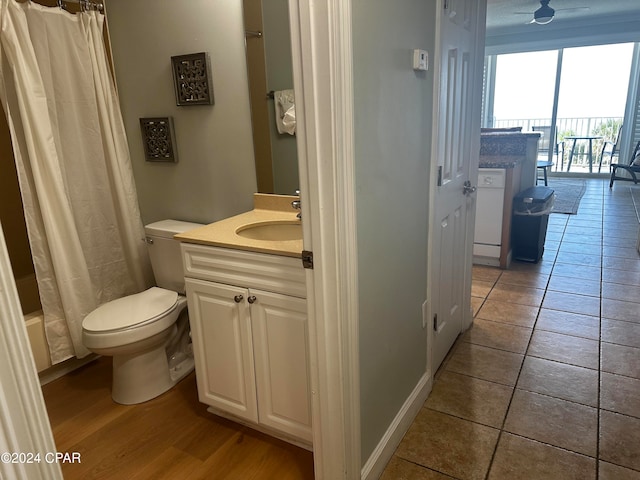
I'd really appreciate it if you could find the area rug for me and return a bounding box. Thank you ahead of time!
[549,178,587,214]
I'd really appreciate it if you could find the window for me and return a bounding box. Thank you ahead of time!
[483,43,637,174]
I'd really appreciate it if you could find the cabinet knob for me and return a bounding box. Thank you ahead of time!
[234,294,244,303]
[247,295,257,304]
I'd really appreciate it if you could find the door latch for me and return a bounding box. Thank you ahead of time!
[433,314,438,331]
[302,250,314,269]
[463,180,477,195]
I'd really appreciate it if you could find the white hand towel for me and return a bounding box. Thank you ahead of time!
[274,89,296,135]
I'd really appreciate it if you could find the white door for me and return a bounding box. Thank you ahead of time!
[431,0,485,371]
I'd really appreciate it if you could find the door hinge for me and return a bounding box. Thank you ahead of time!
[302,250,314,269]
[437,166,443,186]
[433,313,438,331]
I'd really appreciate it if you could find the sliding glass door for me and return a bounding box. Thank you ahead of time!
[483,42,636,175]
[557,43,633,173]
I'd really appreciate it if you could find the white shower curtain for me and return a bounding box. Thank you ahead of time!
[0,0,153,363]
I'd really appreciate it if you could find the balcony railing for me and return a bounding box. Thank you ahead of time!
[492,116,623,173]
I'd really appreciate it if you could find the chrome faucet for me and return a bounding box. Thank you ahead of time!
[292,190,301,219]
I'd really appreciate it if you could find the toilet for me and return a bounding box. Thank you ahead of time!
[82,220,203,405]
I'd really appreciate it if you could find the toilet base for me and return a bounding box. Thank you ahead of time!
[83,296,193,405]
[111,342,194,405]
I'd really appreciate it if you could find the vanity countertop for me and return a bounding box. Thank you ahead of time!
[174,193,303,258]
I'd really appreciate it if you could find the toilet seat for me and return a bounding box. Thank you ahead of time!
[83,287,178,333]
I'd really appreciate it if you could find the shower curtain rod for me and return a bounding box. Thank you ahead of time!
[56,0,104,13]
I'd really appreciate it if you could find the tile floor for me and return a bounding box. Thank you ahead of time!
[381,179,640,479]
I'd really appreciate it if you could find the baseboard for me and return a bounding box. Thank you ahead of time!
[361,372,433,480]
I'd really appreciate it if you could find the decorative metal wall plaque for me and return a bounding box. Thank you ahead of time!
[139,117,177,162]
[171,52,214,106]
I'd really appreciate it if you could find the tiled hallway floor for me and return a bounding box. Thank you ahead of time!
[382,179,640,479]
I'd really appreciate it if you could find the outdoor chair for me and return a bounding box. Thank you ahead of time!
[532,125,564,170]
[609,140,640,188]
[598,125,623,173]
[536,160,554,186]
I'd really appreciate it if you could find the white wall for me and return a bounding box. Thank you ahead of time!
[105,0,257,224]
[352,0,436,464]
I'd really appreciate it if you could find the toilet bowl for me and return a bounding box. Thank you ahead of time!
[81,220,203,405]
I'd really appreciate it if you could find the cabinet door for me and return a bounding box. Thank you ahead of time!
[185,278,258,422]
[249,289,312,442]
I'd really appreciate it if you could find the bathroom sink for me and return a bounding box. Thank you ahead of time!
[236,220,302,241]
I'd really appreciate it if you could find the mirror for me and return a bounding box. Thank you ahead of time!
[104,0,298,197]
[243,0,299,194]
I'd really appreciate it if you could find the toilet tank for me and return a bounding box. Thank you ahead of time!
[145,220,204,293]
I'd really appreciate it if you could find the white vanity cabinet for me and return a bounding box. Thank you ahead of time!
[181,243,312,445]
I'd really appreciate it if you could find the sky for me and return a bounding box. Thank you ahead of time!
[493,43,634,121]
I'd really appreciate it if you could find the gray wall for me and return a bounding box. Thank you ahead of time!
[353,0,436,464]
[105,0,257,225]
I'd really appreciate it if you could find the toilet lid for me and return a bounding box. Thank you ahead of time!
[83,287,178,333]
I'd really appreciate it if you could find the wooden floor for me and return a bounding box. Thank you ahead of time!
[41,357,315,479]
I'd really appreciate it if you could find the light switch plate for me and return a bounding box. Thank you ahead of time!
[413,49,428,71]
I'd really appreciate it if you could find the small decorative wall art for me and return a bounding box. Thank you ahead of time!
[171,52,214,106]
[140,117,178,163]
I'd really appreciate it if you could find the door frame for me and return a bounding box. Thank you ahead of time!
[0,223,62,480]
[289,0,361,479]
[464,0,488,333]
[291,0,487,477]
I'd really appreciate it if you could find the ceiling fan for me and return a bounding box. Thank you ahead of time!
[516,0,591,25]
